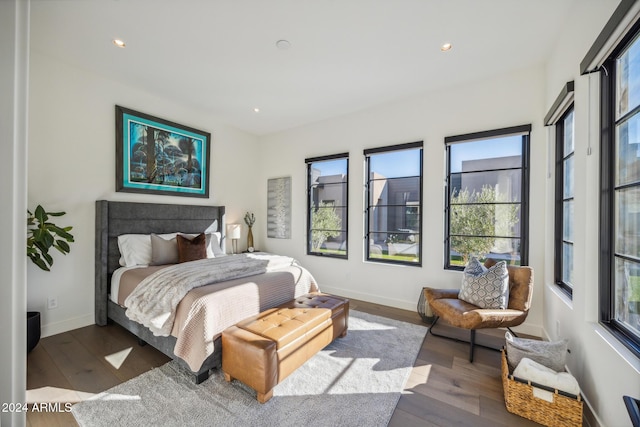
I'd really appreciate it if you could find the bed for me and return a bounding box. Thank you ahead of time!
[95,200,318,383]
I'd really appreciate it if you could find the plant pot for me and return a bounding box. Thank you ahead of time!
[27,311,41,353]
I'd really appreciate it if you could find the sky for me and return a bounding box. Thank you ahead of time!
[449,135,522,173]
[312,137,522,178]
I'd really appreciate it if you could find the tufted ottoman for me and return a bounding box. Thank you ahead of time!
[221,293,349,403]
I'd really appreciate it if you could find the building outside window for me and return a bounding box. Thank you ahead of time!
[444,125,530,270]
[364,142,423,266]
[306,153,348,258]
[600,24,640,356]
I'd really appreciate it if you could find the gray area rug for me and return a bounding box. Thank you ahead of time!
[72,310,427,427]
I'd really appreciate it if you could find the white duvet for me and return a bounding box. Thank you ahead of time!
[124,253,300,336]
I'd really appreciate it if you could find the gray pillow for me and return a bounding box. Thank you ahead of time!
[150,234,178,265]
[459,260,509,309]
[505,331,568,372]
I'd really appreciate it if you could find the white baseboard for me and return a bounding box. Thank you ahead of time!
[320,284,543,337]
[41,313,94,338]
[319,284,417,312]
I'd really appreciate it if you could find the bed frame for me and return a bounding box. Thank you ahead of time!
[95,200,226,383]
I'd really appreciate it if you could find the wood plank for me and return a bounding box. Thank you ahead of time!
[39,330,122,394]
[405,367,481,415]
[479,395,542,427]
[70,324,169,382]
[26,344,73,391]
[452,353,502,378]
[388,407,440,427]
[427,363,504,403]
[349,298,425,326]
[395,392,499,427]
[26,410,77,427]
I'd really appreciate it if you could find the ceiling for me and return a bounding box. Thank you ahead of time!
[30,0,579,136]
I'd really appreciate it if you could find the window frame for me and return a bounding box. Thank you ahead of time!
[444,125,531,271]
[599,20,640,358]
[364,141,423,267]
[554,105,576,298]
[305,152,349,259]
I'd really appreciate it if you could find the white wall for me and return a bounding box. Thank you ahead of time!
[27,51,261,337]
[258,65,547,337]
[543,1,640,426]
[1,1,29,426]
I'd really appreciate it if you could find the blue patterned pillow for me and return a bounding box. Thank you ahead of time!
[459,260,509,309]
[464,257,487,276]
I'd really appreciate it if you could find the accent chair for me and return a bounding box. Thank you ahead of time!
[424,259,534,362]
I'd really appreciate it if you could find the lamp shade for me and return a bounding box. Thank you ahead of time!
[226,224,241,240]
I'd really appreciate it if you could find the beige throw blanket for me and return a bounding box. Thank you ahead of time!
[124,253,302,336]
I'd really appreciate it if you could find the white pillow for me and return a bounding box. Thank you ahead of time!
[204,219,218,234]
[118,233,178,267]
[207,232,224,257]
[513,357,579,396]
[117,234,152,267]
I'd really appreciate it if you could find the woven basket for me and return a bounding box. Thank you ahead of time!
[417,287,435,324]
[501,349,583,427]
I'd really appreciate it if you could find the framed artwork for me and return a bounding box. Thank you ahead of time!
[115,105,211,198]
[267,176,292,239]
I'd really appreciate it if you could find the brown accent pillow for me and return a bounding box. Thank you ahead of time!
[176,233,207,263]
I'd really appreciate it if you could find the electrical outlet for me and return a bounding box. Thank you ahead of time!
[47,296,58,310]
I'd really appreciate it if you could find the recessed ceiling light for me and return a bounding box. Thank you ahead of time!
[441,42,452,52]
[112,39,126,48]
[253,108,260,113]
[276,40,291,50]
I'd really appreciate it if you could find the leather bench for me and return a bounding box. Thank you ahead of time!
[221,292,349,403]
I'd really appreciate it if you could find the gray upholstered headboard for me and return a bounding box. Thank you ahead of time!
[94,200,225,324]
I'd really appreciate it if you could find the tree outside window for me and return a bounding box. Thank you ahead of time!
[305,154,348,258]
[445,126,530,269]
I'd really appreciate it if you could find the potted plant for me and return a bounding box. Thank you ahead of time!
[26,205,74,352]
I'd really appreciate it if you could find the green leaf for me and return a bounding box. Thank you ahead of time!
[55,240,70,253]
[34,240,48,254]
[42,251,53,266]
[29,254,50,271]
[47,211,66,217]
[34,205,47,224]
[41,231,54,248]
[54,228,74,242]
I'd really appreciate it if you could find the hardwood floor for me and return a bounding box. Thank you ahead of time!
[27,299,541,426]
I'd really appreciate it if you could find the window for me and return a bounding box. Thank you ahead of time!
[306,153,348,258]
[364,142,423,266]
[600,23,640,357]
[546,81,575,297]
[555,107,575,297]
[444,125,530,270]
